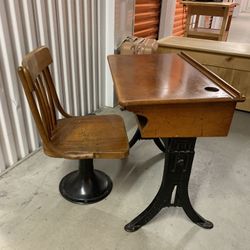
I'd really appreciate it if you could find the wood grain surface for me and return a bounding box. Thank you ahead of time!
[108,53,242,107]
[108,53,244,138]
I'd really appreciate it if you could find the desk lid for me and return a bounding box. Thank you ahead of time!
[108,53,245,106]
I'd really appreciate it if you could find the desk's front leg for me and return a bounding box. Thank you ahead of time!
[125,137,213,232]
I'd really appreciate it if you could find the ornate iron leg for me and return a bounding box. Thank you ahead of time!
[153,138,166,152]
[125,138,213,232]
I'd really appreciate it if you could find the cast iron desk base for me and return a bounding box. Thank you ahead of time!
[125,136,213,232]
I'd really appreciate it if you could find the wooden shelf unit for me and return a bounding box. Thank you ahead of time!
[181,1,237,41]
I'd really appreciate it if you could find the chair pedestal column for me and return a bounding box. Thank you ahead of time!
[59,159,113,204]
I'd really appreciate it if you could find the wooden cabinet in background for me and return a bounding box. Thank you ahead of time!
[158,36,250,112]
[181,1,237,41]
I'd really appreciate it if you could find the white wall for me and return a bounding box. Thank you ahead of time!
[115,0,135,48]
[0,0,115,172]
[159,0,176,38]
[239,0,250,12]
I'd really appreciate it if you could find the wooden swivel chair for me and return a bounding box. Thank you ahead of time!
[18,46,129,204]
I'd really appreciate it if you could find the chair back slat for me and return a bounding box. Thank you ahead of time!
[34,78,51,138]
[43,67,57,123]
[37,74,56,133]
[42,70,57,129]
[43,67,71,118]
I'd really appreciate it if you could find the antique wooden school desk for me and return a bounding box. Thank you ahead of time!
[108,53,244,232]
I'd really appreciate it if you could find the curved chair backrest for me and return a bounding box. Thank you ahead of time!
[18,46,70,146]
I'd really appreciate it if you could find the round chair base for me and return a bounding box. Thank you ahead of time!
[59,169,113,204]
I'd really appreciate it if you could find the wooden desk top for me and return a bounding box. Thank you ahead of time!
[158,36,250,58]
[181,1,237,7]
[108,53,243,107]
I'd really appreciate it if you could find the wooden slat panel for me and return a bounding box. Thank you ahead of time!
[175,13,186,22]
[135,3,161,12]
[173,26,185,34]
[175,8,185,15]
[134,27,159,37]
[173,19,186,29]
[135,11,160,21]
[134,0,161,39]
[174,30,185,36]
[146,35,158,39]
[173,0,187,36]
[134,19,160,32]
[136,0,160,3]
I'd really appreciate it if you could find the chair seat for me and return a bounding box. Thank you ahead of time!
[44,115,129,159]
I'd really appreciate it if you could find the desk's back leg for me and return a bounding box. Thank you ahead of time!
[129,128,141,148]
[129,128,166,152]
[153,138,166,152]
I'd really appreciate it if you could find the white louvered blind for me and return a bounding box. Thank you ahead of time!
[0,0,114,173]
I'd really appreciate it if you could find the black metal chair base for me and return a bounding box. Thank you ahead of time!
[59,159,112,204]
[125,137,213,232]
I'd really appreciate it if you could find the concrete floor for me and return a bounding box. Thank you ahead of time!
[0,107,250,250]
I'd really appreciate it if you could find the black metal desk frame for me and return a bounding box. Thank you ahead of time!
[125,134,213,232]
